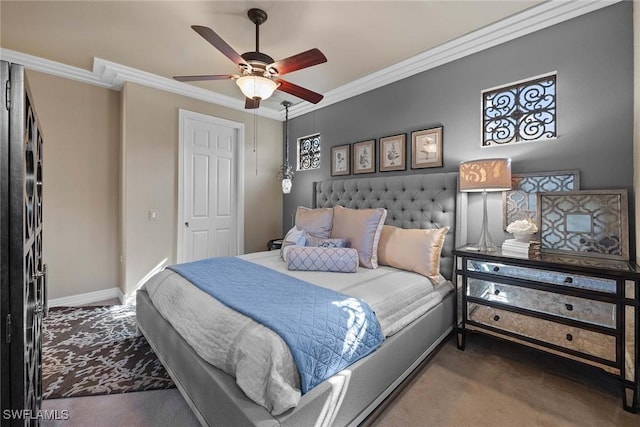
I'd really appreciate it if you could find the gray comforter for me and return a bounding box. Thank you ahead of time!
[142,251,452,415]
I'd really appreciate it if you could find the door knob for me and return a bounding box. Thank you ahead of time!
[185,222,189,227]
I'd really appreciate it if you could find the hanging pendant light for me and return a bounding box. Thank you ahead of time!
[277,101,294,194]
[281,177,292,194]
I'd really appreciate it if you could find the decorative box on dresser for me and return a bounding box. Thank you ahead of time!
[453,248,640,413]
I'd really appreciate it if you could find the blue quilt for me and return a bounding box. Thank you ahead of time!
[168,257,384,393]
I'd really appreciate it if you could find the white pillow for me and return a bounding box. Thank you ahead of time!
[280,226,307,261]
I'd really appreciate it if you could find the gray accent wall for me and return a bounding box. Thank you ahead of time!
[284,2,635,256]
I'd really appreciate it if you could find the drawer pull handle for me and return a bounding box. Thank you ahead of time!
[564,277,573,284]
[565,303,573,311]
[493,315,500,322]
[494,289,500,295]
[493,266,500,272]
[566,333,573,342]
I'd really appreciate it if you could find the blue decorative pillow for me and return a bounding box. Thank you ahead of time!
[305,232,348,249]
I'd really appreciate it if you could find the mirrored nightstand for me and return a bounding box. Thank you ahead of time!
[453,247,640,413]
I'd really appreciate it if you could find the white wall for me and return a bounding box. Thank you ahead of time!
[26,70,121,300]
[26,73,285,301]
[121,83,283,294]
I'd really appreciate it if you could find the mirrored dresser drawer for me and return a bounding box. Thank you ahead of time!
[467,302,616,362]
[467,278,616,328]
[466,259,617,294]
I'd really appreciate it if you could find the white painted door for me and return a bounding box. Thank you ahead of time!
[179,110,244,263]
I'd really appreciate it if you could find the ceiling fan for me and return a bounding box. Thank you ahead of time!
[174,8,327,109]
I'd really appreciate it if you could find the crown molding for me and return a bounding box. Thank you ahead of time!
[0,49,282,120]
[0,48,111,88]
[92,58,282,120]
[0,0,620,122]
[286,0,622,119]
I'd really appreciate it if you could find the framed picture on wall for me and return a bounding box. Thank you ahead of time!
[411,126,443,169]
[379,134,406,172]
[353,140,375,174]
[331,144,350,176]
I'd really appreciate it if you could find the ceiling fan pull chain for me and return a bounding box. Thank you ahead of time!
[254,110,258,176]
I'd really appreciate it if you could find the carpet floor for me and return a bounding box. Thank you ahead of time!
[42,328,639,426]
[374,334,638,427]
[42,305,174,399]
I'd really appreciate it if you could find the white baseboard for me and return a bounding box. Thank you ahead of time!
[48,287,124,307]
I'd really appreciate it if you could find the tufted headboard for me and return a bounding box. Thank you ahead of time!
[314,172,460,280]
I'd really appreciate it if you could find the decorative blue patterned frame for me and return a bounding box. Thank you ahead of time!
[503,170,580,231]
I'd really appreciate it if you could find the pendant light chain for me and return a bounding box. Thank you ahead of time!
[278,100,294,193]
[284,102,290,169]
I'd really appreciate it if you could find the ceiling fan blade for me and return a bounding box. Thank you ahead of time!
[191,25,249,68]
[275,79,324,104]
[173,74,235,82]
[268,48,327,76]
[245,97,261,109]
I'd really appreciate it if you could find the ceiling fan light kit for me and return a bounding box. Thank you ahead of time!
[173,8,327,109]
[236,75,279,101]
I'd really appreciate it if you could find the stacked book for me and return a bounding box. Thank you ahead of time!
[501,239,541,258]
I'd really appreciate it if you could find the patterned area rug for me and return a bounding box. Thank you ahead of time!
[42,305,175,399]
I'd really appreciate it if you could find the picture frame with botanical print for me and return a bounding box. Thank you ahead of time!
[379,134,406,172]
[411,127,443,169]
[331,144,350,176]
[352,140,375,174]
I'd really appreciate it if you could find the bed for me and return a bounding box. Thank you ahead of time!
[136,172,462,426]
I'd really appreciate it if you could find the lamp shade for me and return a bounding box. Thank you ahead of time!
[236,76,278,100]
[459,158,512,192]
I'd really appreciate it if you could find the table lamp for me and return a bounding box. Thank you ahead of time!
[459,158,512,251]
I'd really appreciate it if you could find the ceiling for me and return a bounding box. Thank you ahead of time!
[1,1,565,116]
